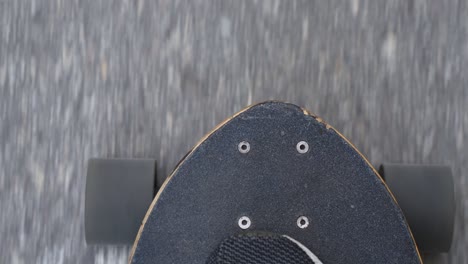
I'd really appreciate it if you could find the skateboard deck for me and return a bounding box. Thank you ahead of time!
[129,101,422,263]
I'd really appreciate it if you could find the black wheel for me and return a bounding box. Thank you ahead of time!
[379,163,455,253]
[85,158,157,244]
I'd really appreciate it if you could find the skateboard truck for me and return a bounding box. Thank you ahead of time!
[84,102,455,263]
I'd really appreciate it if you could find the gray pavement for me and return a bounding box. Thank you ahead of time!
[1,0,467,263]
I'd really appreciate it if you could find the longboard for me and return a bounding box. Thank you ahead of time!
[129,101,422,263]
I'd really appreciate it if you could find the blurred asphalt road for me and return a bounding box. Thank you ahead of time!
[1,1,467,263]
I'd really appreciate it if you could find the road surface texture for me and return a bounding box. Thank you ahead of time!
[1,0,467,263]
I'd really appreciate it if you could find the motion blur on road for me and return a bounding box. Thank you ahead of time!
[0,1,467,263]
